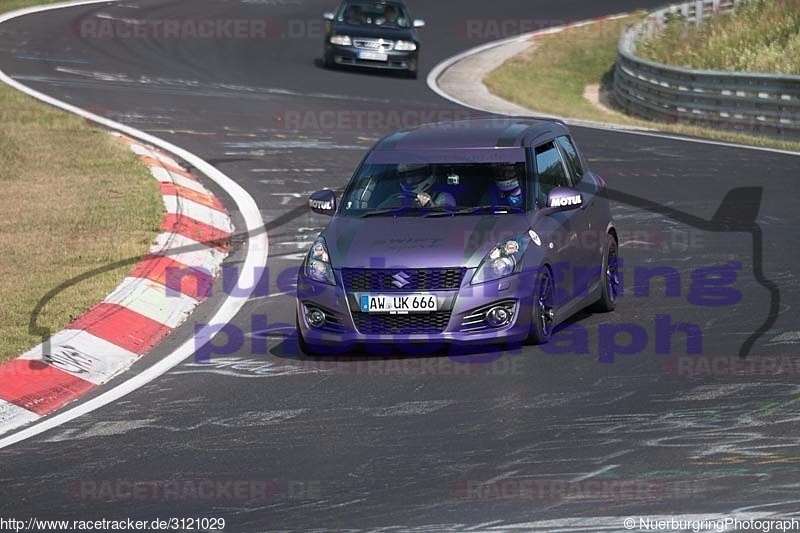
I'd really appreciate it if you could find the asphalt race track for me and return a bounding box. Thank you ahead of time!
[1,0,799,530]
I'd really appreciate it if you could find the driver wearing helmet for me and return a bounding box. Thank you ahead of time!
[397,163,456,208]
[487,163,524,208]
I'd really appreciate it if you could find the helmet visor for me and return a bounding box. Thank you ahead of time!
[495,177,520,192]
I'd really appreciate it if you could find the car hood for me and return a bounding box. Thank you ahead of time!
[331,23,417,42]
[322,215,531,270]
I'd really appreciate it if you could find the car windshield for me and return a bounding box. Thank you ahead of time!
[337,2,411,28]
[340,162,528,217]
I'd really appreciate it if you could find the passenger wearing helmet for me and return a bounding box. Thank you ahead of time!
[395,163,456,208]
[486,163,524,208]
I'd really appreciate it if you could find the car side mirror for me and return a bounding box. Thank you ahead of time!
[546,187,583,211]
[413,19,425,28]
[309,189,336,215]
[323,12,334,21]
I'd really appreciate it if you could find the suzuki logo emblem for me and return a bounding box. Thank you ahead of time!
[391,271,411,288]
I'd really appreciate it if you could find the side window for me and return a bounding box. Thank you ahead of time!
[534,142,570,206]
[556,135,585,183]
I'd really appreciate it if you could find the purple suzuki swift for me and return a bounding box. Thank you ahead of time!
[296,117,619,355]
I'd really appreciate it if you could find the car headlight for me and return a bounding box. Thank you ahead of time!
[394,40,417,51]
[471,237,529,285]
[305,237,335,285]
[329,35,352,45]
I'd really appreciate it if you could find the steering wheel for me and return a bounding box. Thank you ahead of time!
[377,191,419,209]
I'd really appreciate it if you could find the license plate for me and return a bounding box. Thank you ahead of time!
[358,51,388,61]
[360,294,437,313]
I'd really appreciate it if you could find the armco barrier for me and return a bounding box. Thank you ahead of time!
[613,0,800,138]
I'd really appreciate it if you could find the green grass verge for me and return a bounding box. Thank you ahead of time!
[3,0,67,13]
[638,0,800,75]
[484,13,800,153]
[0,1,164,362]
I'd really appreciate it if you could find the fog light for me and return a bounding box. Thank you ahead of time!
[306,309,326,328]
[486,306,510,327]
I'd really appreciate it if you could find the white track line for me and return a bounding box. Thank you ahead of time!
[0,0,268,449]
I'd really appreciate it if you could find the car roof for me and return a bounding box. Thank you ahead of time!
[371,117,570,151]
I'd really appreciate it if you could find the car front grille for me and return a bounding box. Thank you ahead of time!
[353,38,394,51]
[342,268,465,292]
[352,311,452,335]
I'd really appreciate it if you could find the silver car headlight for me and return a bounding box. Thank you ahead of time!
[393,40,417,51]
[329,35,352,46]
[471,237,529,285]
[305,237,335,285]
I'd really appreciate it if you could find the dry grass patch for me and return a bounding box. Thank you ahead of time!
[0,12,163,361]
[483,12,800,152]
[638,0,800,75]
[485,15,646,126]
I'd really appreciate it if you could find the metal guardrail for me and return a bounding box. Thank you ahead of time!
[613,0,800,138]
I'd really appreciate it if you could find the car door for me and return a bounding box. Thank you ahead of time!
[532,141,580,308]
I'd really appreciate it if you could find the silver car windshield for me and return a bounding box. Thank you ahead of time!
[340,162,528,217]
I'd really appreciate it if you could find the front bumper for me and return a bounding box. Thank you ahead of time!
[296,268,534,354]
[325,44,418,71]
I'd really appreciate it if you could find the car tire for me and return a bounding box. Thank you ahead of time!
[528,266,555,345]
[323,51,334,69]
[592,233,619,313]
